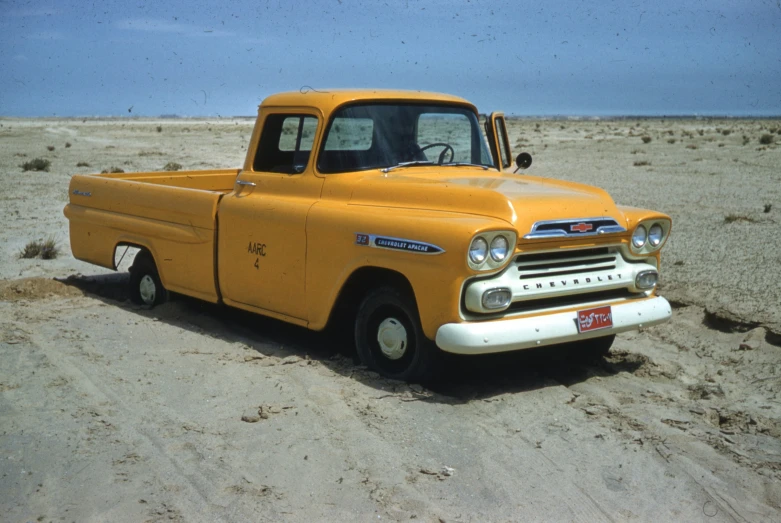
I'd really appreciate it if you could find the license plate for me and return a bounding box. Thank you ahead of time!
[577,305,613,333]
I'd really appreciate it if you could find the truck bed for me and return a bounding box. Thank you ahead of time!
[64,169,240,302]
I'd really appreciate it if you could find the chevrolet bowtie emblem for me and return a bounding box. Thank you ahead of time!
[570,222,594,233]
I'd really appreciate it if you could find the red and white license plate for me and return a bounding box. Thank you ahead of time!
[577,305,613,333]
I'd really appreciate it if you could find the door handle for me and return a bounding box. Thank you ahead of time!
[236,180,256,187]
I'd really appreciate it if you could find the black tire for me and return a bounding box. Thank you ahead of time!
[354,286,437,382]
[573,334,615,360]
[129,252,168,308]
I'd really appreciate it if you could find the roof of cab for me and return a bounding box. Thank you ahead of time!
[259,89,476,113]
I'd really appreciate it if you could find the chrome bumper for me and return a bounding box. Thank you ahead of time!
[435,296,671,355]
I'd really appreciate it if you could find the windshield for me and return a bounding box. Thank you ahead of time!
[317,103,494,174]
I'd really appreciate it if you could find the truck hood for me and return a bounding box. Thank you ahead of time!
[347,169,623,232]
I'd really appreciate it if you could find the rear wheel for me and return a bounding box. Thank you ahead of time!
[355,286,436,382]
[129,252,168,308]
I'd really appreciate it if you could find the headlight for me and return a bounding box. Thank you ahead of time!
[469,237,488,264]
[648,223,663,246]
[632,225,647,249]
[489,235,509,262]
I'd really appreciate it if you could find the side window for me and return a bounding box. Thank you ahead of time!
[253,114,318,174]
[323,118,374,151]
[495,118,511,169]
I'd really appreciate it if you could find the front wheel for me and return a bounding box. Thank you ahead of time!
[129,252,168,308]
[354,286,437,382]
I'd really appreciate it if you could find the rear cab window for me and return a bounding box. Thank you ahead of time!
[253,114,318,174]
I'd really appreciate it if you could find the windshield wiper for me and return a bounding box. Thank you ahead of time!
[441,162,490,170]
[380,161,435,173]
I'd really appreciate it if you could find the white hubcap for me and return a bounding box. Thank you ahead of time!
[377,318,408,360]
[139,275,156,304]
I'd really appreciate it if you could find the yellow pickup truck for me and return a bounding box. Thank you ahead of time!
[65,89,672,381]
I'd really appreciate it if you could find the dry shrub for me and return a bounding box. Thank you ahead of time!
[686,144,698,149]
[667,139,676,144]
[19,238,59,259]
[163,162,182,171]
[20,158,51,172]
[65,142,72,148]
[76,161,90,167]
[641,136,652,144]
[47,145,55,151]
[633,160,651,167]
[101,167,125,174]
[759,134,774,145]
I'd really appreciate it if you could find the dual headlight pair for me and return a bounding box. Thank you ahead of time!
[468,231,517,271]
[630,220,671,254]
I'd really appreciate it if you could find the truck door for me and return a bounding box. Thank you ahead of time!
[217,111,323,322]
[485,112,513,172]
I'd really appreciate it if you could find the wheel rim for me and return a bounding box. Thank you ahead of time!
[139,275,156,304]
[377,317,408,360]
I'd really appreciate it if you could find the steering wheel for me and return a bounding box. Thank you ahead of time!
[419,143,455,164]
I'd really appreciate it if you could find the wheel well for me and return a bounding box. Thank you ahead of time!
[113,243,152,271]
[325,267,416,332]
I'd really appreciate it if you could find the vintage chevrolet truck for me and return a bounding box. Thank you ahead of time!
[64,90,672,381]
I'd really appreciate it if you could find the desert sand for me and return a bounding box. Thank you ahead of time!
[1,116,779,522]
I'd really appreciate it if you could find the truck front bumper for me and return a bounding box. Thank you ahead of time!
[435,296,671,355]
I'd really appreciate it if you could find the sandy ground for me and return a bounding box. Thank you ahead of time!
[0,116,779,522]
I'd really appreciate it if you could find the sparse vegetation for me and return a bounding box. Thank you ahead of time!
[667,139,676,144]
[76,161,90,167]
[686,144,698,149]
[721,130,731,136]
[759,134,774,145]
[46,145,55,151]
[163,162,182,171]
[633,160,651,167]
[156,125,163,132]
[764,204,772,213]
[20,158,51,172]
[641,136,652,144]
[19,237,59,260]
[65,142,72,148]
[101,167,125,174]
[742,135,750,146]
[724,214,758,224]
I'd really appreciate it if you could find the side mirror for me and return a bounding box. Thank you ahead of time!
[514,152,532,173]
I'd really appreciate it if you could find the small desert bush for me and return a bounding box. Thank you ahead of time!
[163,162,182,171]
[724,214,757,224]
[759,134,774,145]
[667,139,676,144]
[742,136,750,146]
[65,142,72,148]
[76,161,90,167]
[721,130,731,136]
[763,203,772,213]
[19,237,59,260]
[46,145,55,151]
[641,136,652,144]
[101,167,125,174]
[156,125,163,132]
[20,158,51,172]
[633,160,651,167]
[686,144,698,149]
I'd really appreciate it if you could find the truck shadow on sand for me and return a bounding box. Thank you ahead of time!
[61,273,645,403]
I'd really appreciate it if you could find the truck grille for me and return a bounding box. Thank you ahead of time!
[515,247,617,279]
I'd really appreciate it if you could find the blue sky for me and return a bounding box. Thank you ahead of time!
[1,0,780,117]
